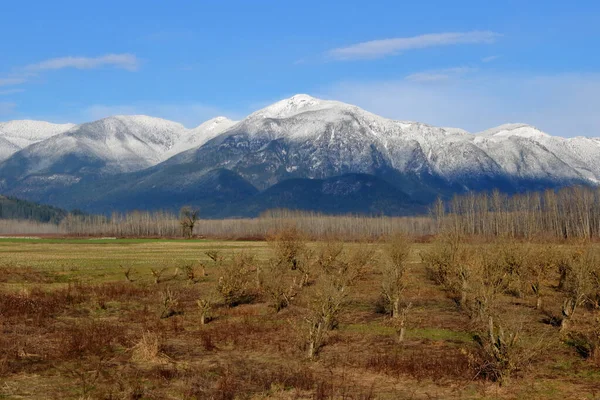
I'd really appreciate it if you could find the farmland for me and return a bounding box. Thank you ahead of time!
[1,236,600,399]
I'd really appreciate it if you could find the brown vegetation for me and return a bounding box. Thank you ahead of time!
[2,223,600,398]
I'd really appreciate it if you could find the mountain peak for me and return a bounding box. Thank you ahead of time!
[288,93,319,103]
[0,119,76,134]
[250,94,339,119]
[193,116,235,129]
[0,120,77,160]
[165,116,238,157]
[477,123,549,139]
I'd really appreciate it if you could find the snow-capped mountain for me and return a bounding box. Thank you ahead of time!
[165,116,237,157]
[0,115,188,183]
[167,94,597,192]
[0,120,75,161]
[0,94,598,216]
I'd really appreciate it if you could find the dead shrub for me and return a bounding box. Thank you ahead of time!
[159,287,181,319]
[566,323,600,365]
[216,252,256,307]
[471,315,543,384]
[131,331,170,364]
[261,259,298,312]
[58,319,127,360]
[185,359,316,399]
[365,348,473,382]
[182,263,206,284]
[89,282,154,303]
[199,331,217,351]
[0,284,88,321]
[560,246,598,332]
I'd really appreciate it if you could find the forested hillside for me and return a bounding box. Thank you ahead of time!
[0,195,69,223]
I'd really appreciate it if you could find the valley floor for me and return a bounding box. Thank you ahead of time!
[0,238,599,399]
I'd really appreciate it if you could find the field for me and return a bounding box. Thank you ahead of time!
[1,236,600,399]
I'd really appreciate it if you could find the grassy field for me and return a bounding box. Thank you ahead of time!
[1,237,600,399]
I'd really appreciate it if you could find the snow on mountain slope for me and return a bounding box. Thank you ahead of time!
[166,116,237,157]
[474,124,600,182]
[171,95,508,187]
[0,120,75,160]
[0,115,189,181]
[167,94,599,192]
[1,94,599,214]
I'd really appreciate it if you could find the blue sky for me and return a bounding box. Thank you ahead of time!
[1,0,599,136]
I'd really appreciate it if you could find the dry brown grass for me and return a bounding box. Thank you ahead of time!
[1,237,600,399]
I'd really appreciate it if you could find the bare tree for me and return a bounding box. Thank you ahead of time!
[180,206,199,238]
[304,242,373,359]
[381,235,412,319]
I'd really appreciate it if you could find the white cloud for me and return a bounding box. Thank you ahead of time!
[0,102,16,115]
[405,67,477,83]
[0,88,25,95]
[0,77,27,87]
[25,54,139,72]
[328,31,500,60]
[482,55,500,63]
[321,72,600,137]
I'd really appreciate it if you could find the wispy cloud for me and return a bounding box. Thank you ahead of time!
[0,88,25,96]
[0,102,16,115]
[482,55,501,63]
[328,31,500,60]
[405,67,477,83]
[0,53,140,95]
[24,54,140,72]
[0,77,27,87]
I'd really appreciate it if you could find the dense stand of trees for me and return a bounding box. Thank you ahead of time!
[434,186,600,240]
[0,196,68,223]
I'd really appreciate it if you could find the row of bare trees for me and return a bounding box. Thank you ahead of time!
[58,208,434,239]
[433,186,600,240]
[4,184,600,240]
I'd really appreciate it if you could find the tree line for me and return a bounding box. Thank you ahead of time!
[434,186,600,240]
[2,185,600,240]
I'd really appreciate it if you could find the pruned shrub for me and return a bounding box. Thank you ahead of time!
[381,234,412,318]
[197,298,212,325]
[261,260,298,312]
[267,226,308,271]
[421,232,475,309]
[304,242,374,359]
[560,247,598,332]
[216,252,256,307]
[472,315,542,384]
[566,322,600,365]
[159,288,181,319]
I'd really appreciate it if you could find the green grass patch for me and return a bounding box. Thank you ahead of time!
[406,327,472,343]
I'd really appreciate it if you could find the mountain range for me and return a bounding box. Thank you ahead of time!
[0,94,597,217]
